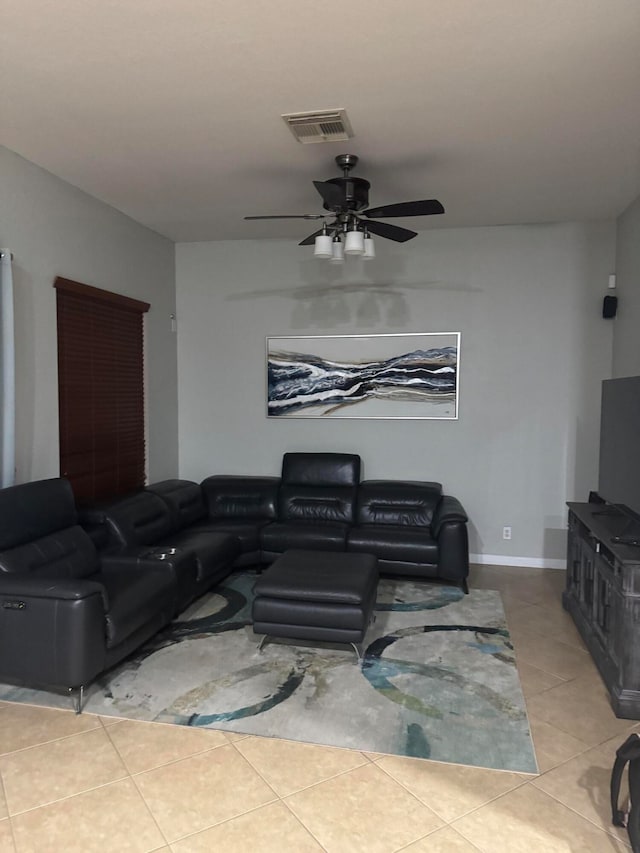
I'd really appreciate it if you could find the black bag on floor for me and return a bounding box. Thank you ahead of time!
[611,732,640,852]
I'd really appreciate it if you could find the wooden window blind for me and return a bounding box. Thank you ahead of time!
[54,277,150,505]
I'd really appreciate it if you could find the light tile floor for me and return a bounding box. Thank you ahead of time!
[0,565,636,852]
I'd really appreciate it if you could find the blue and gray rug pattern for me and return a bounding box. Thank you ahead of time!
[0,573,538,773]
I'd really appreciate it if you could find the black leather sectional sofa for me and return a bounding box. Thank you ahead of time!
[0,477,239,710]
[0,452,468,708]
[170,452,469,586]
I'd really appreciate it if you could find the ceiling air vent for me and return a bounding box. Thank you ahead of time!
[282,109,354,144]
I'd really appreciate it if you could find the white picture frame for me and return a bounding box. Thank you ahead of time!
[266,332,460,419]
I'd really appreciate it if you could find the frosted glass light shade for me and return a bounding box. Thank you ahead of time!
[330,238,344,263]
[314,234,333,258]
[344,229,364,255]
[363,235,376,259]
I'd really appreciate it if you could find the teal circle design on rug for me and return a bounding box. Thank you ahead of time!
[114,585,250,670]
[184,664,306,726]
[168,585,249,639]
[376,585,464,612]
[361,623,520,758]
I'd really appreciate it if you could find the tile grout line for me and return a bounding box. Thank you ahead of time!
[0,716,104,758]
[518,782,633,849]
[103,721,229,773]
[126,769,174,850]
[0,770,18,853]
[374,756,532,828]
[444,778,633,851]
[124,741,283,846]
[104,725,240,849]
[5,775,132,820]
[393,822,485,853]
[229,737,370,797]
[103,718,185,849]
[279,796,330,852]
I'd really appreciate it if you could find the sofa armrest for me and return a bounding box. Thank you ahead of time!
[0,576,107,688]
[431,496,469,584]
[99,548,197,609]
[431,495,468,538]
[0,575,106,602]
[100,548,196,574]
[100,549,167,571]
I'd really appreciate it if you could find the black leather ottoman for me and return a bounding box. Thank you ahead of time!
[252,549,379,660]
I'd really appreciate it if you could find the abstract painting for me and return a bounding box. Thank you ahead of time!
[266,332,460,419]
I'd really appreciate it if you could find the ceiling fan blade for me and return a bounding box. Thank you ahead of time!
[299,228,326,246]
[313,180,344,209]
[244,214,326,220]
[363,219,417,243]
[363,199,445,218]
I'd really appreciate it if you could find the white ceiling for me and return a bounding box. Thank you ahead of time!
[2,0,640,243]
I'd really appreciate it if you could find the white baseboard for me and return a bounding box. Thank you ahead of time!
[470,553,566,571]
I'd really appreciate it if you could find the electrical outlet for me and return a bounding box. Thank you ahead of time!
[503,526,512,540]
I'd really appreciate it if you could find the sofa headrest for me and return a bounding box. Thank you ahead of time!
[201,475,280,520]
[356,480,443,527]
[0,478,78,550]
[101,490,177,548]
[146,479,206,528]
[282,453,361,487]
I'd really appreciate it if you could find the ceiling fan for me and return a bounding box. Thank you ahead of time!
[244,154,444,259]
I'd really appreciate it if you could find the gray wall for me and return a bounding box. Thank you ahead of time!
[0,146,179,484]
[176,221,615,566]
[613,194,640,376]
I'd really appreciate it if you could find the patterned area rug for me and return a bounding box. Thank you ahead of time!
[0,572,538,773]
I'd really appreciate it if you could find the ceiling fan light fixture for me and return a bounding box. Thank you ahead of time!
[344,228,364,255]
[314,230,333,258]
[363,233,376,260]
[330,235,344,264]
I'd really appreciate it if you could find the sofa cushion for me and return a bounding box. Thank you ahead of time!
[100,567,175,649]
[0,478,78,550]
[0,525,101,580]
[261,522,349,554]
[347,525,439,565]
[355,481,442,527]
[167,530,240,581]
[254,550,378,605]
[185,519,267,553]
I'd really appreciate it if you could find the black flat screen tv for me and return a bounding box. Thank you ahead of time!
[598,376,640,531]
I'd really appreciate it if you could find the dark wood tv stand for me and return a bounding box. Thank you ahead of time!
[564,502,640,719]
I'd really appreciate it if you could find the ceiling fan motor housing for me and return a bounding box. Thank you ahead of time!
[245,150,444,245]
[323,177,370,212]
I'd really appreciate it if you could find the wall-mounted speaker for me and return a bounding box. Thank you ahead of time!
[603,295,618,319]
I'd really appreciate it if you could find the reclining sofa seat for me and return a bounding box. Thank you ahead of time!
[260,453,360,561]
[92,489,240,610]
[189,475,280,567]
[347,480,469,587]
[0,478,177,708]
